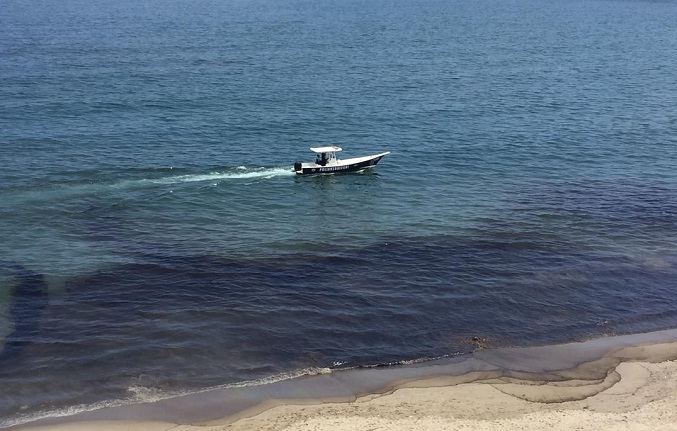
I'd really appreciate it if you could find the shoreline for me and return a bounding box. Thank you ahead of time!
[225,360,677,431]
[12,329,677,431]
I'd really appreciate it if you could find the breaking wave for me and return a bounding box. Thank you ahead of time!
[1,366,333,429]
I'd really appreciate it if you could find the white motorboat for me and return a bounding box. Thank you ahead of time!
[293,146,390,175]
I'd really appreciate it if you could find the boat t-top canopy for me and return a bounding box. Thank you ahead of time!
[310,146,342,153]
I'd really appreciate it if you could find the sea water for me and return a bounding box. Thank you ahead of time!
[1,0,677,426]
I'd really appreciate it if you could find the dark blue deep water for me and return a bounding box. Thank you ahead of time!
[2,0,677,426]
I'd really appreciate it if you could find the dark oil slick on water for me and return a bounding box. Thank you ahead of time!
[2,180,677,425]
[2,0,677,427]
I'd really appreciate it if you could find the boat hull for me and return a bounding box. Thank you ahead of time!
[294,152,389,175]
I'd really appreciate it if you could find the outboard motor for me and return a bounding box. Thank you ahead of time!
[293,162,302,172]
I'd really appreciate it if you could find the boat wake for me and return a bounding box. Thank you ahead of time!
[0,166,295,205]
[148,166,295,185]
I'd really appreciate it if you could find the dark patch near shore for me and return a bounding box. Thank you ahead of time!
[2,229,677,425]
[0,262,49,363]
[3,177,677,426]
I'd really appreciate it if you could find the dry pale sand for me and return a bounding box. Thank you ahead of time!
[21,358,677,431]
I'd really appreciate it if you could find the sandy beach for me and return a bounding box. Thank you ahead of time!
[18,339,677,431]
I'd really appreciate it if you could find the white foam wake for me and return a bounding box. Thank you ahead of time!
[148,166,295,185]
[1,166,296,206]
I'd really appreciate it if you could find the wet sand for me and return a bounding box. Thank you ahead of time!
[15,331,677,431]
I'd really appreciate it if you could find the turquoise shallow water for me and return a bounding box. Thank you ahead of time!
[1,0,677,426]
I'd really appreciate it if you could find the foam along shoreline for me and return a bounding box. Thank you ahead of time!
[13,329,677,431]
